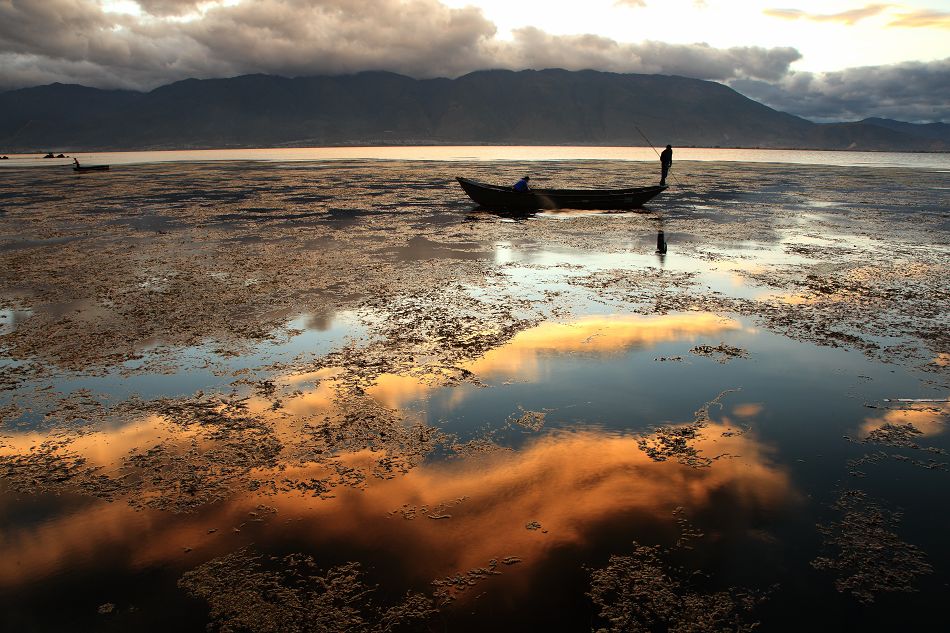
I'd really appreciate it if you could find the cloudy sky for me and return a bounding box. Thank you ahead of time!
[1,0,947,121]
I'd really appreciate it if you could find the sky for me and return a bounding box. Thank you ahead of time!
[0,0,948,122]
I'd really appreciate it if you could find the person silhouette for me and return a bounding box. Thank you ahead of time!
[513,176,530,192]
[660,145,673,186]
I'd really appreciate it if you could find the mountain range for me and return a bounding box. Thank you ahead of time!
[0,69,946,152]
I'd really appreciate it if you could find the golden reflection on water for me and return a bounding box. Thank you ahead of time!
[0,416,175,465]
[1,312,741,461]
[0,311,784,592]
[277,425,792,583]
[0,422,793,591]
[732,403,764,418]
[860,401,950,437]
[369,312,741,408]
[267,367,340,417]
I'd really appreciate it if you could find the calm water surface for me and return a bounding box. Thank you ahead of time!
[3,145,950,170]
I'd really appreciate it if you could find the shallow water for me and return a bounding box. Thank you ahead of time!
[3,145,950,171]
[1,157,948,631]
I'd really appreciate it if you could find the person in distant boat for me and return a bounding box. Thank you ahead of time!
[513,176,530,192]
[660,145,673,186]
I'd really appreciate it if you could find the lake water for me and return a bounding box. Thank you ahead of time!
[3,145,950,171]
[0,153,948,631]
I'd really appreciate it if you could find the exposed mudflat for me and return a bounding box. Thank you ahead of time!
[1,158,948,631]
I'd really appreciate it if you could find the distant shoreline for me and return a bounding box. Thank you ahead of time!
[2,143,948,155]
[2,146,948,172]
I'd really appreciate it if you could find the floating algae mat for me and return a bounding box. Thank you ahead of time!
[1,157,948,631]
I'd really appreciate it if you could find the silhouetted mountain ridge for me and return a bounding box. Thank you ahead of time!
[0,70,945,151]
[860,118,950,143]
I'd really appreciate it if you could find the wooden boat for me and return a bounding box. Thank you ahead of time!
[73,164,110,173]
[457,177,666,211]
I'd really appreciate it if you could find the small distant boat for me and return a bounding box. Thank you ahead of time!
[456,177,666,211]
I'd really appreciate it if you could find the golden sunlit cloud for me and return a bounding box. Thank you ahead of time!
[764,4,891,25]
[889,9,950,28]
[764,3,949,29]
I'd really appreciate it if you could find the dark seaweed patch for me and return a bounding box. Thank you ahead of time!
[811,490,932,604]
[179,548,435,633]
[588,542,763,633]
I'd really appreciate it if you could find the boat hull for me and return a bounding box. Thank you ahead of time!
[457,177,666,210]
[74,165,110,172]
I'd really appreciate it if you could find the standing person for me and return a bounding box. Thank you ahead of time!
[513,176,530,192]
[660,145,673,186]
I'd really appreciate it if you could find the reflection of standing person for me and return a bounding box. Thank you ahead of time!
[660,145,673,186]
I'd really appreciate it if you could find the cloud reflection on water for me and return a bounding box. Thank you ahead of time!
[860,401,950,437]
[369,312,741,408]
[1,310,786,600]
[0,421,794,594]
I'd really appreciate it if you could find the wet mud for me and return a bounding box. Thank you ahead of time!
[1,159,948,631]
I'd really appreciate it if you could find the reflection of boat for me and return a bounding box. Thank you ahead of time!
[457,177,666,210]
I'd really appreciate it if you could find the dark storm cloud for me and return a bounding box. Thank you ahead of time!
[0,0,116,60]
[181,0,497,78]
[0,0,498,88]
[497,28,801,81]
[0,0,213,88]
[0,0,942,122]
[136,0,203,16]
[0,0,801,90]
[730,58,950,122]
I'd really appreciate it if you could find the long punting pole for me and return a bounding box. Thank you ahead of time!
[636,125,678,185]
[636,126,662,160]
